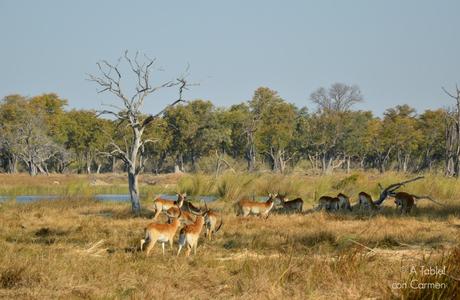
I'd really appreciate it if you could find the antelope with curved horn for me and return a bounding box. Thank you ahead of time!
[236,193,276,218]
[140,210,182,256]
[152,193,186,219]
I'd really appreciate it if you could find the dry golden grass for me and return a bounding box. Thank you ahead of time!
[0,173,459,299]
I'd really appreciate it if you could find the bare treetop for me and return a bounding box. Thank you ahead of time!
[310,83,363,112]
[87,50,193,215]
[87,51,193,124]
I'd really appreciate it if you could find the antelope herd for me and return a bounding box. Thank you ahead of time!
[140,177,442,256]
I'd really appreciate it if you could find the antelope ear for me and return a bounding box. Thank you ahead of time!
[269,193,272,197]
[183,192,187,197]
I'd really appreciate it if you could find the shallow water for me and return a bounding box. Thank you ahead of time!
[0,194,218,203]
[0,196,10,202]
[16,195,61,203]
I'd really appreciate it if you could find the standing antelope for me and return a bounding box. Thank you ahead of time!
[358,192,379,211]
[275,193,304,213]
[203,204,223,241]
[316,195,339,211]
[177,212,205,256]
[153,193,186,219]
[392,192,443,214]
[140,211,182,256]
[236,194,275,218]
[337,193,352,211]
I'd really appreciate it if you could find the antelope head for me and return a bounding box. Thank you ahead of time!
[275,193,288,204]
[175,192,187,208]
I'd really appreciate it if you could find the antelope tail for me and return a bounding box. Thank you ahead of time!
[140,228,150,251]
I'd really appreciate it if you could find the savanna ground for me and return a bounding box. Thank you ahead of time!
[0,172,459,299]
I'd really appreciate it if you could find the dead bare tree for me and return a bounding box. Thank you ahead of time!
[88,51,190,216]
[310,83,363,113]
[374,176,424,205]
[442,84,460,177]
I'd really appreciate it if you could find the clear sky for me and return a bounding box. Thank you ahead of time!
[1,0,459,116]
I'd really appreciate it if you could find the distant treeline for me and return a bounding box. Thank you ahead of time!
[0,83,458,176]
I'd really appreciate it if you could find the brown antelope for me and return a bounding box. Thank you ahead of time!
[274,193,304,213]
[358,192,379,211]
[316,195,339,211]
[337,193,352,211]
[236,194,275,218]
[165,205,196,224]
[140,211,182,256]
[203,204,223,241]
[392,192,443,214]
[316,193,351,212]
[153,193,186,219]
[181,200,202,214]
[177,212,205,256]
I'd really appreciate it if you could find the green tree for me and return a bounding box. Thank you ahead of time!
[256,100,297,173]
[416,109,447,171]
[64,110,112,173]
[0,95,29,173]
[383,105,422,172]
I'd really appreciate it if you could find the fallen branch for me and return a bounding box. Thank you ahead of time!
[375,176,424,205]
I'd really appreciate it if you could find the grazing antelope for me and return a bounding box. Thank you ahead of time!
[275,193,304,213]
[358,192,379,211]
[236,194,275,218]
[177,212,205,256]
[392,192,443,214]
[316,195,339,212]
[140,211,182,256]
[153,193,186,219]
[203,204,223,241]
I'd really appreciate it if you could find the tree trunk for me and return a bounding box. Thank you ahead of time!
[28,160,37,176]
[175,154,184,173]
[246,144,256,172]
[403,154,409,172]
[111,156,116,173]
[86,154,92,174]
[128,171,141,216]
[378,156,386,173]
[321,155,326,174]
[7,155,18,173]
[246,131,256,172]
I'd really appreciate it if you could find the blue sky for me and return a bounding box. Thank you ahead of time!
[1,0,459,116]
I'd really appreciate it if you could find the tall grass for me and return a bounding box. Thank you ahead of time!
[168,171,460,207]
[0,197,458,299]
